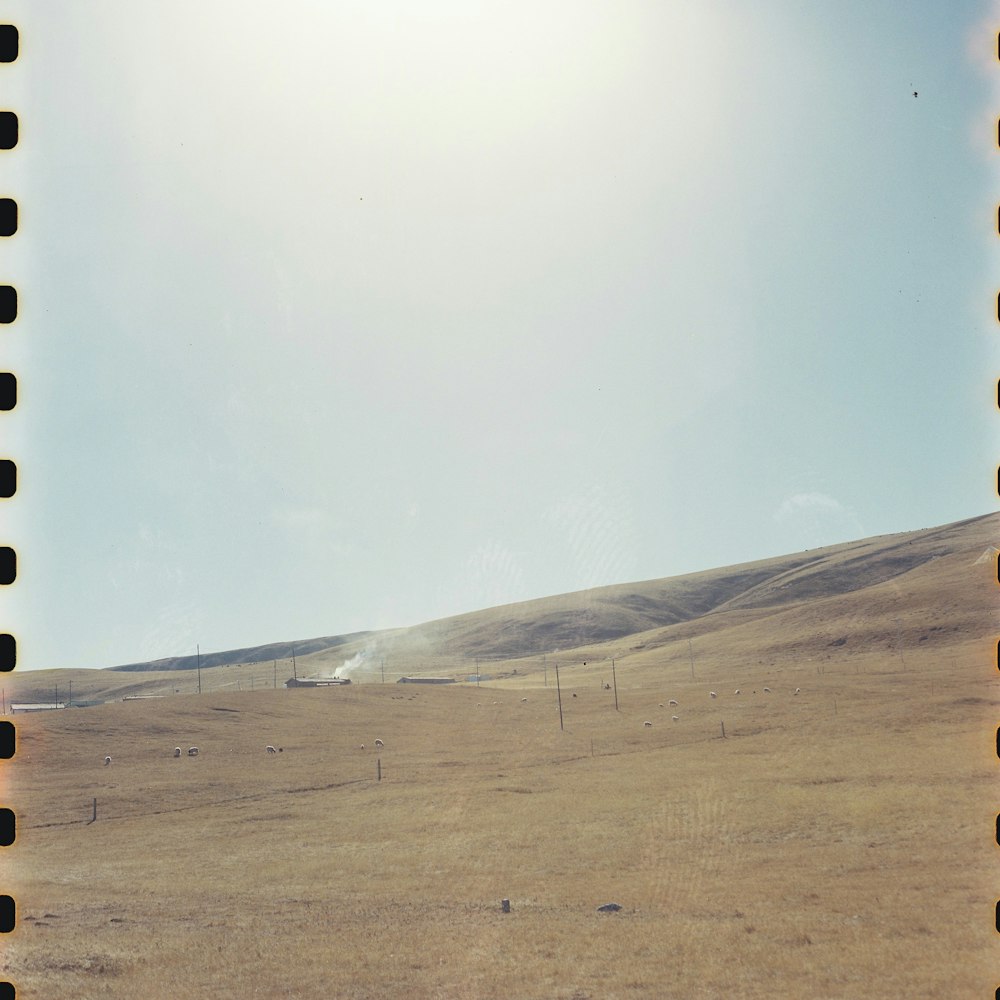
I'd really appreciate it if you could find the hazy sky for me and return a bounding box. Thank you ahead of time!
[5,1,997,670]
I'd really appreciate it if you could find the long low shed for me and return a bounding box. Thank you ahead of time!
[396,676,456,684]
[285,677,352,688]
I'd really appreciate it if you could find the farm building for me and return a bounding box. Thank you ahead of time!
[284,677,352,688]
[10,703,67,713]
[396,676,455,685]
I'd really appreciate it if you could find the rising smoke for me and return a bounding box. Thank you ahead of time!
[331,648,378,681]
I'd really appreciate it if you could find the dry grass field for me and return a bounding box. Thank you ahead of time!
[1,514,997,998]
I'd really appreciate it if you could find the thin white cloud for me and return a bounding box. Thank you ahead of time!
[773,492,864,551]
[774,492,846,520]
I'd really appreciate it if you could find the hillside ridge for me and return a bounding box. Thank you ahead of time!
[104,511,996,672]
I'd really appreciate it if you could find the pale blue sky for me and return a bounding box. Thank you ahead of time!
[5,1,997,670]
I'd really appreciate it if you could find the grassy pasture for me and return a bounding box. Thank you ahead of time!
[3,516,996,997]
[2,642,996,999]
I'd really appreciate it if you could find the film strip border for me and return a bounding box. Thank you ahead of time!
[994,28,1000,1000]
[0,20,16,1000]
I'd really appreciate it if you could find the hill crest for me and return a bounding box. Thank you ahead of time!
[107,511,995,671]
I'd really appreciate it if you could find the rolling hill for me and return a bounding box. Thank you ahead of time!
[7,511,996,704]
[3,513,997,998]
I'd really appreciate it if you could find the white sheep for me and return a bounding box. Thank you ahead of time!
[104,756,111,766]
[265,745,277,754]
[763,687,771,694]
[710,691,717,698]
[668,699,679,706]
[643,721,653,727]
[374,739,384,748]
[794,688,800,695]
[671,715,679,721]
[360,744,365,750]
[173,747,181,758]
[734,689,740,695]
[658,703,664,708]
[187,746,199,756]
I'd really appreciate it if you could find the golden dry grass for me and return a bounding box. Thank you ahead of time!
[2,515,997,997]
[2,643,997,999]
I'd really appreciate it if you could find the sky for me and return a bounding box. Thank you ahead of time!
[3,1,998,670]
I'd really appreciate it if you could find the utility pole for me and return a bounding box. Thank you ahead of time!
[555,662,564,731]
[197,644,202,694]
[543,654,547,687]
[611,658,619,712]
[292,645,297,680]
[688,639,694,680]
[273,659,277,688]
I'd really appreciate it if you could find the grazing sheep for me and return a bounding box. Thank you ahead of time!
[794,688,800,695]
[710,691,717,698]
[734,689,740,695]
[173,747,181,758]
[265,745,277,754]
[643,720,653,727]
[374,739,384,748]
[104,756,111,766]
[668,699,679,706]
[187,747,199,756]
[521,698,528,702]
[360,744,365,750]
[658,703,664,708]
[672,715,679,721]
[763,687,771,694]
